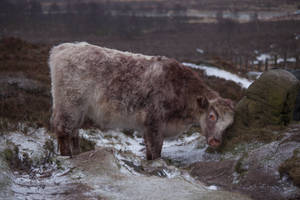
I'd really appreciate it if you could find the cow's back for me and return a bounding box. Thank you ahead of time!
[49,42,171,130]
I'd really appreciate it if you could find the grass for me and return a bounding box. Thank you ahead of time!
[0,38,51,132]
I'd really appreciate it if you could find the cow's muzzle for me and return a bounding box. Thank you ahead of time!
[208,137,221,148]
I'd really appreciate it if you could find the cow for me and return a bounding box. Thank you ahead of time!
[49,42,234,160]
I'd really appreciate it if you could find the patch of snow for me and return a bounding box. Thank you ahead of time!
[79,129,145,157]
[256,54,271,62]
[247,71,262,80]
[277,57,296,63]
[5,128,51,151]
[196,48,204,54]
[254,53,297,65]
[163,132,201,148]
[183,62,253,88]
[207,185,218,190]
[3,128,56,166]
[232,172,240,184]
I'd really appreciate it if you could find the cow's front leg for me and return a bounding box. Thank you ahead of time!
[52,111,82,157]
[144,129,164,160]
[71,130,80,155]
[57,134,72,156]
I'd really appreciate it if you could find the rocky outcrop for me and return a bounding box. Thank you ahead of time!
[235,69,299,128]
[223,69,300,146]
[287,70,300,121]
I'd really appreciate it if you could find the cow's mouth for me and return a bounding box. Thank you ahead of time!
[208,137,221,148]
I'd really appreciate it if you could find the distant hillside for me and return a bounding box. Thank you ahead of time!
[39,0,299,11]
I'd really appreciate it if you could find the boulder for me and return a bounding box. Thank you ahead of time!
[286,70,300,121]
[233,69,300,129]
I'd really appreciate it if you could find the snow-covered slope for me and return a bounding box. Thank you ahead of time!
[183,63,253,88]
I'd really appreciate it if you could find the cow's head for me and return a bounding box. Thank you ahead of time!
[198,96,235,148]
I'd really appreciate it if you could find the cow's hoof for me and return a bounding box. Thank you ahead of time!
[58,137,72,156]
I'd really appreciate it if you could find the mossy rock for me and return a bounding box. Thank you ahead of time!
[224,70,300,149]
[232,69,299,130]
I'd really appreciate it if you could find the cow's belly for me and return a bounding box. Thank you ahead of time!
[87,101,147,132]
[161,121,192,139]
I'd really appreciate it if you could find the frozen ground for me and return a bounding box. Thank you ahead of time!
[0,127,252,200]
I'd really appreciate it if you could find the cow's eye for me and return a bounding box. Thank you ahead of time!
[208,112,217,122]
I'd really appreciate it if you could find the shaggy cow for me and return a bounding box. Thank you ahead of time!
[49,42,234,160]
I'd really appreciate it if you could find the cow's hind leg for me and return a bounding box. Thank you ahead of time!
[71,129,80,155]
[57,129,81,157]
[51,110,84,156]
[57,134,71,156]
[144,128,164,160]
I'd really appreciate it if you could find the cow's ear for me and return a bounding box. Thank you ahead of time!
[197,96,209,110]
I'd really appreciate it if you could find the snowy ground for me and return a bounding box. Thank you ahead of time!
[183,62,254,88]
[2,128,235,200]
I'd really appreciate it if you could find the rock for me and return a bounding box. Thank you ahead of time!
[71,148,252,200]
[236,69,299,128]
[286,69,300,121]
[190,160,237,187]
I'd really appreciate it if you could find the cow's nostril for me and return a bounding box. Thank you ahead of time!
[208,138,221,147]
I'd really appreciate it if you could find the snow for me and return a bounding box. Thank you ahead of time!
[207,185,218,190]
[196,48,204,54]
[79,129,145,157]
[256,53,271,62]
[183,62,253,88]
[253,53,297,64]
[247,71,262,80]
[278,57,297,63]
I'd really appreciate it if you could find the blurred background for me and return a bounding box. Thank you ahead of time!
[0,0,299,71]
